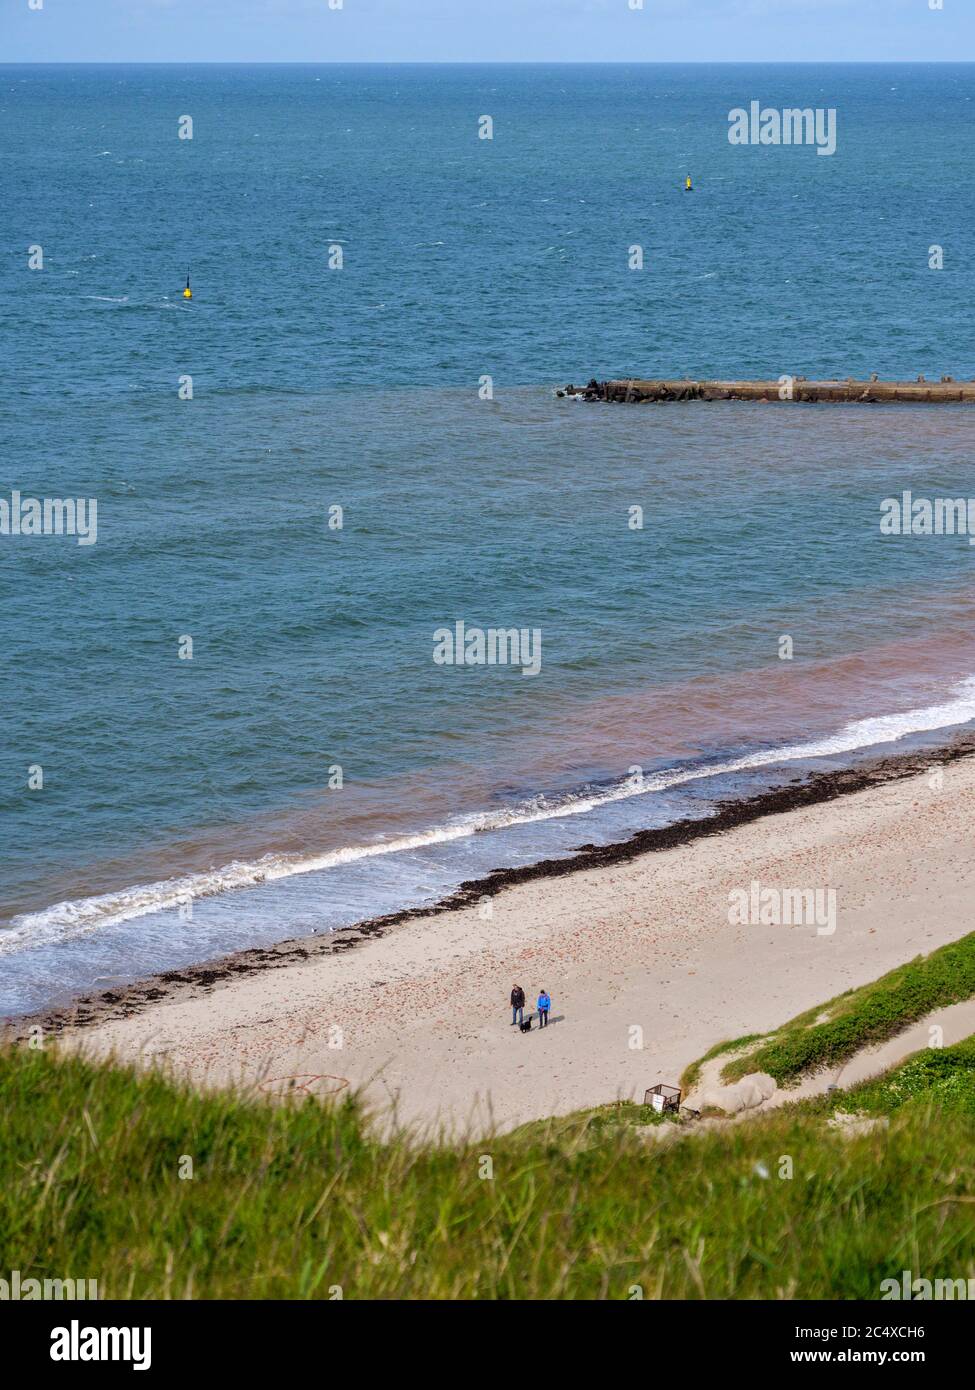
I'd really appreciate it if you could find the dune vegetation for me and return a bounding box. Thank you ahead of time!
[681,931,975,1091]
[1,1036,973,1300]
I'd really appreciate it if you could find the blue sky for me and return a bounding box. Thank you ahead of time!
[3,0,973,64]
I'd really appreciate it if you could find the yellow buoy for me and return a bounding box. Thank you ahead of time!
[183,272,192,300]
[685,175,693,192]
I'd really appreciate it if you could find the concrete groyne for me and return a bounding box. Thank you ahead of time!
[559,376,975,404]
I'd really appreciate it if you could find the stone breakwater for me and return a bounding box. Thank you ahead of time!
[559,376,975,404]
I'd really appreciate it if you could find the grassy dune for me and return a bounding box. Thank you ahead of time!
[683,931,975,1090]
[837,1037,975,1117]
[1,1044,973,1300]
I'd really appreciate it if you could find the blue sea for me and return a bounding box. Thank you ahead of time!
[3,63,975,1016]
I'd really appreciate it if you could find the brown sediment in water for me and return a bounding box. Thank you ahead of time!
[11,624,975,926]
[6,730,975,1043]
[562,377,975,404]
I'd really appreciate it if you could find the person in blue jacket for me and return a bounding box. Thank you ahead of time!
[537,989,551,1027]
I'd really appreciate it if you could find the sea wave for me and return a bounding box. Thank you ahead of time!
[4,674,975,956]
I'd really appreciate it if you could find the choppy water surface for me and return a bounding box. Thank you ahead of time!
[2,65,975,1013]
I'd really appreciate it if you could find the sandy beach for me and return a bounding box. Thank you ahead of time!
[19,746,971,1137]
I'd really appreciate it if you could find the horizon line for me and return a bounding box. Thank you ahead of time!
[3,59,975,67]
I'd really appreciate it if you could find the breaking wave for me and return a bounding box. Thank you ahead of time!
[5,674,975,957]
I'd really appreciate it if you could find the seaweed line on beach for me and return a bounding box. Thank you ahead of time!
[7,732,975,1042]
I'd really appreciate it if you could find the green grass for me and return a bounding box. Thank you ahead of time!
[718,931,975,1086]
[831,1037,975,1119]
[1,1044,973,1299]
[508,1099,676,1143]
[680,1034,762,1094]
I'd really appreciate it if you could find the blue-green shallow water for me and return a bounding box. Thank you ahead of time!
[5,63,975,392]
[3,65,975,1014]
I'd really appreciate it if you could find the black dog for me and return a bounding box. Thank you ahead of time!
[519,1016,532,1033]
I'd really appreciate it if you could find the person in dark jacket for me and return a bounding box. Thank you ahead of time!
[510,984,526,1026]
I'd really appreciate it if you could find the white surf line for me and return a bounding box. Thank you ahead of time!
[5,676,975,953]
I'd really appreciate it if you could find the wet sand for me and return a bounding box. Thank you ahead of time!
[10,738,975,1137]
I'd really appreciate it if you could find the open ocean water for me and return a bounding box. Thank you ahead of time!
[2,63,975,1015]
